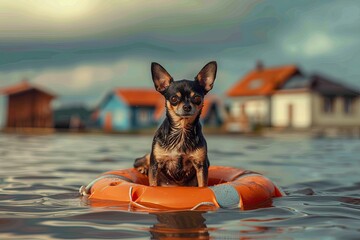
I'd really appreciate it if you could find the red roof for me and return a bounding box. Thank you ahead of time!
[227,65,298,97]
[0,80,56,98]
[115,88,163,107]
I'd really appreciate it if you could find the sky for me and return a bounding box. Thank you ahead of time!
[0,0,359,117]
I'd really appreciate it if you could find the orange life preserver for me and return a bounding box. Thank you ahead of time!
[80,166,283,211]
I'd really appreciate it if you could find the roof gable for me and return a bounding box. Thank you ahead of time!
[0,81,56,98]
[227,65,299,97]
[95,88,163,120]
[275,73,360,96]
[280,75,310,90]
[310,74,360,96]
[99,92,127,111]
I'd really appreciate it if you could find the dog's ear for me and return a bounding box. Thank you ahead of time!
[195,61,217,94]
[151,62,173,93]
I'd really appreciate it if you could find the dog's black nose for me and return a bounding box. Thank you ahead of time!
[183,104,192,112]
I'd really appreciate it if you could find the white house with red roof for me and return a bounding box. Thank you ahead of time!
[226,62,302,131]
[226,62,360,132]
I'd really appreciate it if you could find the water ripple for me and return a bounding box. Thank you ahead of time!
[0,134,359,239]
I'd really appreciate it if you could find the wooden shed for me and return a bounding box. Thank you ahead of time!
[0,81,56,129]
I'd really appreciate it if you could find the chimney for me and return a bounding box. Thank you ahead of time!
[256,60,264,71]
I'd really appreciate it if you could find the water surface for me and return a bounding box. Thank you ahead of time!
[0,133,359,239]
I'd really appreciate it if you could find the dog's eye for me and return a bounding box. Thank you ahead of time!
[192,95,202,105]
[170,96,179,104]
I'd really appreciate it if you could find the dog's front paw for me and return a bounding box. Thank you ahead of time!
[137,166,149,175]
[134,154,150,176]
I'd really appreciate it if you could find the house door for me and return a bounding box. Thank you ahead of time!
[240,103,249,131]
[287,104,293,128]
[104,112,112,132]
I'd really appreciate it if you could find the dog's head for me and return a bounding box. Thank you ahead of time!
[151,61,217,120]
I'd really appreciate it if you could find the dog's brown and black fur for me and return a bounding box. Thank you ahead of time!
[134,61,217,187]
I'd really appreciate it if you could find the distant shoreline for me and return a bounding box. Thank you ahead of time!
[2,126,360,139]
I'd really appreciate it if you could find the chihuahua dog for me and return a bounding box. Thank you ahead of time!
[134,61,217,187]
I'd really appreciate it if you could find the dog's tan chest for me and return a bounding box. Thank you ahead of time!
[153,143,206,171]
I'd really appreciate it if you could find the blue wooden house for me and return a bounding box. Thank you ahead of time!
[94,88,163,131]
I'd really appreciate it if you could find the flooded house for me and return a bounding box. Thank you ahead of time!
[0,80,56,131]
[226,61,360,133]
[271,74,360,130]
[94,88,163,131]
[225,62,302,132]
[53,105,92,131]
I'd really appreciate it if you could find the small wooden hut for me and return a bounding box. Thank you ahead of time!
[0,80,56,130]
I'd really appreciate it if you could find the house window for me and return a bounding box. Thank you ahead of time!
[344,97,354,114]
[323,96,334,113]
[248,79,264,90]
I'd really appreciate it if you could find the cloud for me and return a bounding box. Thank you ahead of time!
[0,0,257,41]
[32,60,130,95]
[302,33,335,57]
[283,32,335,57]
[1,0,360,109]
[280,0,359,58]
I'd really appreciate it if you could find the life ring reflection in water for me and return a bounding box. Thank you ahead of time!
[80,166,284,211]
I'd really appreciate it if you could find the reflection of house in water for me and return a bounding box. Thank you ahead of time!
[53,105,92,131]
[272,74,360,129]
[226,61,360,132]
[0,80,56,130]
[94,88,163,131]
[226,62,301,132]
